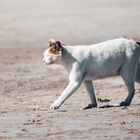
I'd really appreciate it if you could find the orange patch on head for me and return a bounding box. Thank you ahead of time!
[49,47,60,55]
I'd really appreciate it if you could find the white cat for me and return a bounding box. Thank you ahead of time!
[43,38,140,110]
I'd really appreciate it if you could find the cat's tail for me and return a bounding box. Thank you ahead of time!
[135,42,140,84]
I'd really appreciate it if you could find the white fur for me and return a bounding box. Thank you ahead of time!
[43,38,140,109]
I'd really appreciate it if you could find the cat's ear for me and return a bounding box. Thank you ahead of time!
[55,41,62,50]
[48,39,55,47]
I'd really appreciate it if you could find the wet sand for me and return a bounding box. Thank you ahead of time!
[0,0,140,140]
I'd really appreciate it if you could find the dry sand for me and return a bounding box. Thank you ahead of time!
[0,47,140,140]
[0,0,140,140]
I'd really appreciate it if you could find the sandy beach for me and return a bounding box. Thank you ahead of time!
[0,0,140,139]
